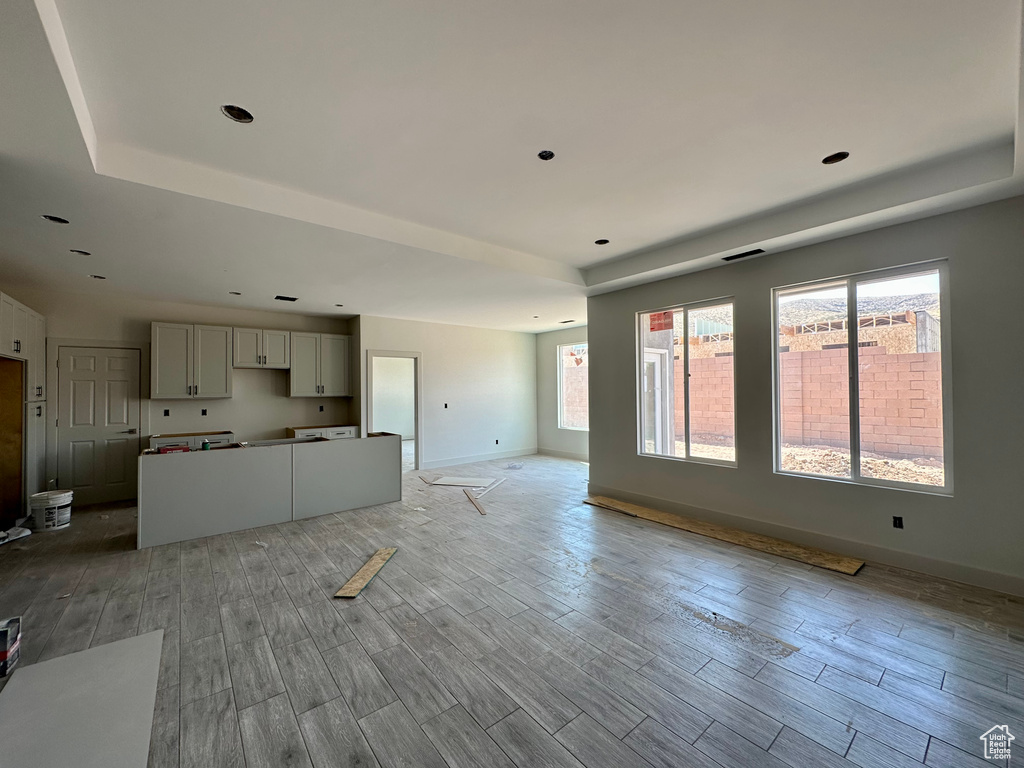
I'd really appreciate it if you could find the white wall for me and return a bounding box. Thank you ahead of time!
[371,356,416,438]
[588,195,1024,596]
[358,316,537,468]
[536,326,588,461]
[0,286,355,489]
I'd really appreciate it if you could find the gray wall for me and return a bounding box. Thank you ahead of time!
[588,195,1024,595]
[536,326,589,461]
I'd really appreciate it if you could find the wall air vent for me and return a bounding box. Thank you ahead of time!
[274,295,298,302]
[722,248,765,262]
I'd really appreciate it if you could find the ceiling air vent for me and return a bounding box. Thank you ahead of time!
[274,295,298,302]
[722,248,765,263]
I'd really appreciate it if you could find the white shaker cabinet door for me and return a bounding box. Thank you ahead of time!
[290,332,320,396]
[151,322,193,399]
[233,327,262,368]
[263,330,290,369]
[194,325,232,398]
[319,334,350,397]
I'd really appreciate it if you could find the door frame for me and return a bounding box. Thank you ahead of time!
[365,350,422,471]
[47,339,147,489]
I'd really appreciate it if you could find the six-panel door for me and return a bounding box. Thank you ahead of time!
[57,347,141,505]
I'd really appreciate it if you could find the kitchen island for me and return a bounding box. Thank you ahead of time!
[137,432,401,548]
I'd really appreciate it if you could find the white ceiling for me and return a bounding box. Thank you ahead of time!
[1,0,1022,331]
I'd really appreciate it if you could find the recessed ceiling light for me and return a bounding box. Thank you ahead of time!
[89,274,106,280]
[822,151,850,165]
[228,291,242,296]
[594,239,609,245]
[533,315,539,319]
[221,105,254,123]
[41,215,69,224]
[69,249,90,255]
[537,150,555,161]
[559,320,575,324]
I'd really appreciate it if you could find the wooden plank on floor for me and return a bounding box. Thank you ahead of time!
[583,496,864,575]
[464,490,487,516]
[334,548,398,598]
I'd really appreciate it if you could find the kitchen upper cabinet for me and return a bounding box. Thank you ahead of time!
[263,330,290,369]
[0,293,30,360]
[290,333,320,397]
[233,328,290,369]
[320,334,350,396]
[151,322,232,399]
[26,311,46,401]
[289,332,349,397]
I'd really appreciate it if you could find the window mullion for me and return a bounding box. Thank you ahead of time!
[847,279,862,482]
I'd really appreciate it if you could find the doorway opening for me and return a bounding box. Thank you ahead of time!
[367,351,421,472]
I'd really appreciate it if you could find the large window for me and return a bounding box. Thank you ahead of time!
[774,264,950,491]
[558,343,589,430]
[638,300,735,464]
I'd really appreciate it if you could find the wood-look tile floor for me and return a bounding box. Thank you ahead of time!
[1,455,1022,768]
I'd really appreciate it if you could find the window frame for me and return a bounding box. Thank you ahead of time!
[556,342,589,432]
[771,260,953,495]
[635,296,737,468]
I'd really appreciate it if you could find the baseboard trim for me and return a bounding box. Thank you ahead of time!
[587,483,1024,597]
[538,448,589,462]
[421,448,536,470]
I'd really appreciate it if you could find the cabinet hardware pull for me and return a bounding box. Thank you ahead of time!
[188,385,192,395]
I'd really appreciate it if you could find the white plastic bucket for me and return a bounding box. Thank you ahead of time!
[29,490,73,531]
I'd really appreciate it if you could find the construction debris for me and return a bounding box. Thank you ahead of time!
[463,489,487,516]
[432,477,496,487]
[475,478,506,497]
[335,548,398,598]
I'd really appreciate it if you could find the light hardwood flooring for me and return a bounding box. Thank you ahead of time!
[1,455,1022,768]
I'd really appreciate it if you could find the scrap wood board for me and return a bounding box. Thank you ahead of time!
[432,476,496,487]
[583,496,864,575]
[463,489,487,515]
[335,547,397,598]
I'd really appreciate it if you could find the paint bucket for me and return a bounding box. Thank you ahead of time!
[28,490,73,531]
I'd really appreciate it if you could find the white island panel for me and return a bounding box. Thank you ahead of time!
[292,433,401,519]
[138,444,293,548]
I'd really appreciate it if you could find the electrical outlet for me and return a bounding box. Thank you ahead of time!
[495,439,499,445]
[201,409,207,416]
[444,403,448,409]
[163,409,170,417]
[893,516,904,529]
[319,405,324,412]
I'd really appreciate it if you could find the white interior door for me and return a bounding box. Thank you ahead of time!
[57,347,141,504]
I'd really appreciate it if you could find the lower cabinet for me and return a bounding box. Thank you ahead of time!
[149,431,236,451]
[286,425,357,440]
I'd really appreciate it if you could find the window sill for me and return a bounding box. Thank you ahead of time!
[774,469,952,497]
[557,426,589,433]
[637,452,737,469]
